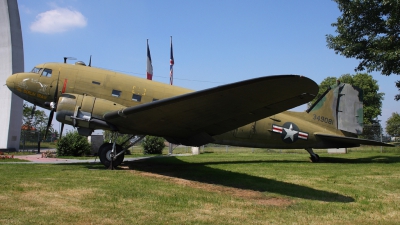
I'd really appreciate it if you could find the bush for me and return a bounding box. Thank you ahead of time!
[56,131,91,156]
[142,136,165,154]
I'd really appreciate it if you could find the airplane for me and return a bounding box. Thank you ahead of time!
[6,60,392,169]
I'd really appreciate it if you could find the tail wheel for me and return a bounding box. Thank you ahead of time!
[98,143,124,169]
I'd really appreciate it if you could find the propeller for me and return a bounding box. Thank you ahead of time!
[43,70,61,141]
[30,105,36,119]
[59,123,64,139]
[88,55,92,67]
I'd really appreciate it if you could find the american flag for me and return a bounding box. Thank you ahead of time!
[146,39,153,80]
[170,36,174,85]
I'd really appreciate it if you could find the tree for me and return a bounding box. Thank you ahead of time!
[309,73,384,125]
[307,76,337,108]
[386,112,400,137]
[103,130,133,149]
[56,131,91,156]
[142,136,165,154]
[21,103,58,140]
[22,103,48,133]
[326,0,400,100]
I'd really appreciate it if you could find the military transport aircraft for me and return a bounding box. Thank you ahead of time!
[6,61,392,169]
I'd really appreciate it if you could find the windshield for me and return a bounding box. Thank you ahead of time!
[41,68,52,77]
[31,67,42,74]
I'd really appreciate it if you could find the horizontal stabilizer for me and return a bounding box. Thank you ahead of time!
[315,133,394,147]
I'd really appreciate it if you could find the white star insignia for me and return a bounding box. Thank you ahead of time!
[283,123,298,141]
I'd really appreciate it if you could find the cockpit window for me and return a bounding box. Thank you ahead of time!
[31,67,42,74]
[41,68,52,77]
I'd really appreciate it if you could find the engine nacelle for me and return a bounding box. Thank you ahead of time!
[56,93,125,135]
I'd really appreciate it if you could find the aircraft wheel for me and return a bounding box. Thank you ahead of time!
[310,154,320,163]
[98,143,124,169]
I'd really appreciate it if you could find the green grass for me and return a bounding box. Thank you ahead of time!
[0,151,400,224]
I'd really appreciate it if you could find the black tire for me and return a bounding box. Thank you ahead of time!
[98,143,124,169]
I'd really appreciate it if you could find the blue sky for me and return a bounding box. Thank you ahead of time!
[17,0,399,134]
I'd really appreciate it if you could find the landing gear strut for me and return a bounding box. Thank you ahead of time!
[305,148,320,162]
[97,134,145,169]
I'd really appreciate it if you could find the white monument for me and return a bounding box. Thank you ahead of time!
[0,0,24,150]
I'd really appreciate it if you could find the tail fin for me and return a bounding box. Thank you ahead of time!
[306,82,363,134]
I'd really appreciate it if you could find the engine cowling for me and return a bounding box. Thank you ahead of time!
[56,93,126,135]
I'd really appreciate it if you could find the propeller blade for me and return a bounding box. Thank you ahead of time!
[30,105,36,119]
[53,70,60,103]
[59,123,64,139]
[43,109,54,141]
[88,55,92,67]
[44,69,61,141]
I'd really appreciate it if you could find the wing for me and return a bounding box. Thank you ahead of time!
[104,75,318,145]
[315,133,394,147]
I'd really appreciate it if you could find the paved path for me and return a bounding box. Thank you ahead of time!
[12,153,98,164]
[9,153,192,164]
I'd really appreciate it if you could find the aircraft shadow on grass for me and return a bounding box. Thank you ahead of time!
[319,155,400,164]
[119,156,355,203]
[73,154,400,202]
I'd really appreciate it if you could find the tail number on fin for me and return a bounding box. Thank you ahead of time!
[313,114,333,125]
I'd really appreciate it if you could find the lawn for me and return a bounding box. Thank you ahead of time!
[0,151,399,224]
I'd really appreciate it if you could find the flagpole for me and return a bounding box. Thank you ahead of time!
[170,36,174,85]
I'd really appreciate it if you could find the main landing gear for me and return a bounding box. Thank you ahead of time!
[305,148,320,162]
[98,134,145,169]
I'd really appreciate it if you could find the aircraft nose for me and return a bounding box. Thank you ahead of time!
[6,74,17,90]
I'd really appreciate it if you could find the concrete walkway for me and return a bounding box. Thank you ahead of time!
[9,153,191,164]
[12,153,98,164]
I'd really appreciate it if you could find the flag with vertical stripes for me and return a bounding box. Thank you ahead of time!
[170,36,174,85]
[146,39,153,80]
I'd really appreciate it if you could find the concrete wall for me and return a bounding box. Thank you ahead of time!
[0,0,24,150]
[88,135,104,155]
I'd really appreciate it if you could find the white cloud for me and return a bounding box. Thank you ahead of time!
[30,8,87,33]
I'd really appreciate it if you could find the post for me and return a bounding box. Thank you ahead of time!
[37,131,40,153]
[168,143,173,155]
[22,130,25,151]
[380,131,383,153]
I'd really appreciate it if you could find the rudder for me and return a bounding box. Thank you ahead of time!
[306,82,363,134]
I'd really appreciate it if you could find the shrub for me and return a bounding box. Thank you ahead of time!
[56,131,91,156]
[142,136,165,154]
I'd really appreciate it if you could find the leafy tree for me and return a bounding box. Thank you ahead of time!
[22,103,49,134]
[386,112,400,137]
[309,73,384,125]
[21,103,59,143]
[307,76,337,108]
[142,136,165,154]
[326,0,400,100]
[103,130,133,149]
[56,131,91,156]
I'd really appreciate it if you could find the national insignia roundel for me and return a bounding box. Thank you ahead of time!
[272,122,309,143]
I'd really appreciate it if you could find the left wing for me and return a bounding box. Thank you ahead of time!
[104,75,318,146]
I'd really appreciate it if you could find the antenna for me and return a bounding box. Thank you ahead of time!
[63,57,77,64]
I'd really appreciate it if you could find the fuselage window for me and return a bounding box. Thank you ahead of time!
[132,94,142,102]
[41,68,52,77]
[112,89,121,97]
[92,81,101,85]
